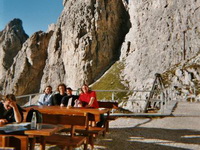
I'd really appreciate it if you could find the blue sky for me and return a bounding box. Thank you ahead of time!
[0,0,63,36]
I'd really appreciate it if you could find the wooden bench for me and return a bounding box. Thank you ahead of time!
[0,147,15,150]
[98,101,118,132]
[98,101,118,109]
[42,113,88,150]
[23,107,109,149]
[0,135,29,150]
[74,113,107,148]
[42,113,106,149]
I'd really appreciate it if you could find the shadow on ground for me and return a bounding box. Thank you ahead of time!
[94,127,200,150]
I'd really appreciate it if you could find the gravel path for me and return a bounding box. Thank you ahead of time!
[94,102,200,150]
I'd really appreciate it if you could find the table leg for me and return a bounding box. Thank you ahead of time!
[39,136,46,150]
[29,137,36,150]
[106,111,110,132]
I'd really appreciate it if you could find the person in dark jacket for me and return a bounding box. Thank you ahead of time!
[60,87,79,108]
[50,83,67,105]
[0,94,23,125]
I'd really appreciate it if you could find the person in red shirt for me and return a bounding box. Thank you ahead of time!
[79,84,104,127]
[78,84,99,108]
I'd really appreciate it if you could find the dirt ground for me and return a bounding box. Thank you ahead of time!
[93,102,200,150]
[37,102,200,150]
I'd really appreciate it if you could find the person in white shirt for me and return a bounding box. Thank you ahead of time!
[38,86,53,106]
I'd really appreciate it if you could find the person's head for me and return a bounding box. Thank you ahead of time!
[3,94,16,110]
[44,86,52,94]
[66,87,73,96]
[57,83,67,95]
[81,84,90,94]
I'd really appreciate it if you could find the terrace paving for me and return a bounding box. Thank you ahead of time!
[94,101,200,150]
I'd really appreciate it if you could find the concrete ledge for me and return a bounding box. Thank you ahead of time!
[109,101,177,117]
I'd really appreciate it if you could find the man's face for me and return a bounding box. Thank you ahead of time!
[66,89,72,96]
[58,86,66,94]
[45,87,52,94]
[3,99,12,110]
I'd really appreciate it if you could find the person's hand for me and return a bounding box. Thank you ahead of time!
[74,99,82,107]
[85,105,91,108]
[0,119,8,125]
[8,100,17,109]
[67,105,72,109]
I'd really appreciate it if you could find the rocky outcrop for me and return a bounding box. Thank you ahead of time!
[118,0,200,112]
[40,0,130,90]
[1,0,200,111]
[2,31,53,97]
[163,56,200,101]
[0,19,28,88]
[120,0,200,90]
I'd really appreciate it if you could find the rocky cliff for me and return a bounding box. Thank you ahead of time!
[121,0,200,90]
[1,0,200,110]
[118,0,200,111]
[2,31,53,98]
[40,0,130,90]
[0,19,28,89]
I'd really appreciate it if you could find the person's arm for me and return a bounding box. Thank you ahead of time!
[43,94,52,106]
[86,91,97,108]
[86,97,95,107]
[48,95,55,106]
[38,94,44,105]
[9,101,22,123]
[60,96,67,107]
[0,119,8,125]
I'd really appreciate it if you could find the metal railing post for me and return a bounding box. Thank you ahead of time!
[164,90,167,109]
[29,95,32,106]
[111,92,115,101]
[160,92,164,114]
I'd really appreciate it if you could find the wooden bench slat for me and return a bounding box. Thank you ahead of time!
[98,101,118,109]
[45,134,86,147]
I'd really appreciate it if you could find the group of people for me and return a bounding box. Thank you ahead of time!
[38,84,99,109]
[0,84,104,127]
[38,83,104,127]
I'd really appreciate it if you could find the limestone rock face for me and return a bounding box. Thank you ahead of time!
[2,31,53,96]
[116,0,200,112]
[40,0,130,90]
[0,19,28,83]
[120,0,200,90]
[2,0,200,109]
[170,58,200,98]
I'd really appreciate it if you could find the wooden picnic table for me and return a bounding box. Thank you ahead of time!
[0,123,64,150]
[25,123,64,150]
[23,106,111,149]
[24,105,110,122]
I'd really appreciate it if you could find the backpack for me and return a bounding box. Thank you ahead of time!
[26,108,43,123]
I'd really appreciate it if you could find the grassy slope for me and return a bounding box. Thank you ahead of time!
[91,61,130,102]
